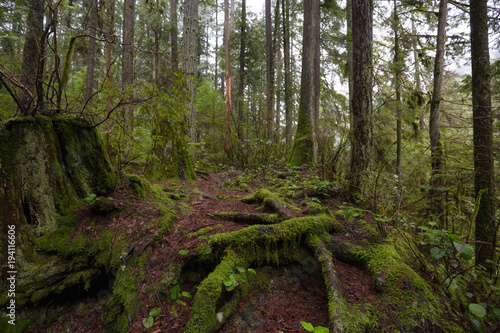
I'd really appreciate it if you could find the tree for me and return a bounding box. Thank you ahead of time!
[85,0,98,103]
[224,0,232,153]
[289,0,320,166]
[470,0,496,271]
[349,0,373,194]
[170,0,179,73]
[19,0,44,115]
[183,0,199,143]
[122,0,135,124]
[265,0,275,141]
[236,0,246,140]
[282,0,293,148]
[429,0,447,222]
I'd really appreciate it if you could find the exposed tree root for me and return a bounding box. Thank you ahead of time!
[307,234,345,333]
[241,188,295,218]
[213,211,287,225]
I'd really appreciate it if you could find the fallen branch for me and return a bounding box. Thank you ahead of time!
[213,211,286,225]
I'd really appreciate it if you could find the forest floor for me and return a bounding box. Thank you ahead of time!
[38,170,434,333]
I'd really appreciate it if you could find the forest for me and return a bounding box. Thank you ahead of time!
[0,0,499,332]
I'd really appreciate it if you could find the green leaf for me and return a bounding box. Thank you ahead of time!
[171,284,180,300]
[179,249,189,255]
[236,266,246,273]
[199,235,208,240]
[149,308,161,317]
[247,268,256,275]
[315,326,330,333]
[469,303,487,318]
[430,247,446,261]
[223,280,233,287]
[176,300,186,306]
[181,291,192,298]
[203,246,212,254]
[300,321,315,332]
[470,318,485,333]
[143,316,154,328]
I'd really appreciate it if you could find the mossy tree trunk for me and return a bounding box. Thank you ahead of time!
[0,115,116,308]
[289,0,320,165]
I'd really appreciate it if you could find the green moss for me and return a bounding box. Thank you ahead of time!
[242,188,300,212]
[211,215,341,265]
[187,224,224,239]
[184,249,246,333]
[103,268,138,333]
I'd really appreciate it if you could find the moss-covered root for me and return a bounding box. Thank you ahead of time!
[213,211,286,225]
[184,249,246,333]
[241,188,296,217]
[210,215,342,264]
[307,234,345,333]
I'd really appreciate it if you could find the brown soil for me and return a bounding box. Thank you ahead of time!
[42,172,383,333]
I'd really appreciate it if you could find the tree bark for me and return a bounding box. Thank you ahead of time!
[289,0,320,166]
[170,0,179,73]
[283,0,292,148]
[19,0,44,115]
[85,0,98,103]
[237,0,246,141]
[470,0,496,272]
[429,0,447,223]
[183,0,199,144]
[349,0,373,194]
[394,0,402,174]
[122,0,135,123]
[265,0,275,141]
[224,0,232,153]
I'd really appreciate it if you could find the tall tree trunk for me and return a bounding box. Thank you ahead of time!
[265,0,275,141]
[224,0,232,153]
[470,0,496,272]
[346,0,353,128]
[215,0,219,92]
[349,0,373,195]
[85,0,98,103]
[274,0,281,141]
[122,0,135,124]
[394,0,402,174]
[105,0,116,117]
[183,0,199,144]
[429,0,447,223]
[19,0,44,115]
[237,0,246,140]
[170,0,178,73]
[153,0,160,83]
[289,0,320,165]
[411,15,425,134]
[283,0,292,148]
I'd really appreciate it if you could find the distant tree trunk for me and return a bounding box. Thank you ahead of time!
[153,0,160,83]
[170,0,178,73]
[411,15,425,134]
[105,0,116,116]
[265,0,275,141]
[346,0,353,126]
[215,0,219,92]
[470,0,496,272]
[85,0,98,102]
[349,0,373,195]
[283,0,292,148]
[429,0,447,222]
[394,0,402,173]
[122,0,135,122]
[237,0,246,140]
[183,0,199,144]
[289,0,320,165]
[274,0,281,141]
[19,0,44,115]
[224,0,232,153]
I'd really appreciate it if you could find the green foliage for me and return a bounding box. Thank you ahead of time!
[143,307,161,328]
[300,321,329,333]
[170,285,192,317]
[222,266,256,291]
